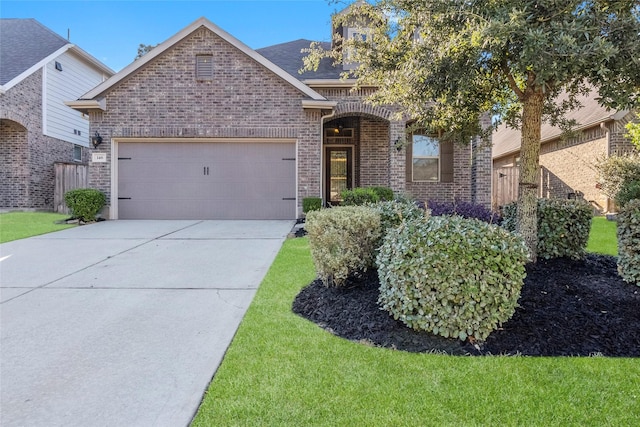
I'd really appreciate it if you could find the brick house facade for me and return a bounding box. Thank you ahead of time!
[0,19,113,210]
[492,93,636,213]
[70,16,492,220]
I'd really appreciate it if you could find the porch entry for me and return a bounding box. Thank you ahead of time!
[325,146,353,205]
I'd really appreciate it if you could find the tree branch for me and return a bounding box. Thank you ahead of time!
[502,62,524,100]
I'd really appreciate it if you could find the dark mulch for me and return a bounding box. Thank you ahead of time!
[292,254,640,356]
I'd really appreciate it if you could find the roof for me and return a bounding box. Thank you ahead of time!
[256,39,343,81]
[0,18,114,91]
[492,91,626,159]
[79,17,330,106]
[0,18,68,85]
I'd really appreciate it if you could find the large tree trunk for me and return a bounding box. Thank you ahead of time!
[517,87,545,262]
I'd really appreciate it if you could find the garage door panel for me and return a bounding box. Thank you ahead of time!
[117,141,296,220]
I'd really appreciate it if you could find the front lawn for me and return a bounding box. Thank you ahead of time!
[0,212,75,243]
[586,216,618,256]
[191,238,638,426]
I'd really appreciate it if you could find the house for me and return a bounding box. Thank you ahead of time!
[0,19,114,210]
[492,92,636,213]
[67,11,491,220]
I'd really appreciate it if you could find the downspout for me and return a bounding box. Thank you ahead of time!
[320,110,336,206]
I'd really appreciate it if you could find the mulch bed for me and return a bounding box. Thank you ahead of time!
[292,254,640,356]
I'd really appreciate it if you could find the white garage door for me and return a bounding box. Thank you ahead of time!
[117,141,296,220]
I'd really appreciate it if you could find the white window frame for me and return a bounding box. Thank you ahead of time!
[412,134,440,182]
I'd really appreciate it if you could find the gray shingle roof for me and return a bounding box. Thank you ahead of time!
[492,91,618,159]
[0,18,69,85]
[256,39,343,81]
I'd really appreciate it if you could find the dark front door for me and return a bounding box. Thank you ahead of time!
[325,146,353,205]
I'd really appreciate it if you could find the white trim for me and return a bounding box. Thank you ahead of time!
[302,99,337,109]
[42,62,48,136]
[82,17,327,102]
[110,139,118,219]
[64,99,106,114]
[1,45,70,92]
[303,79,376,88]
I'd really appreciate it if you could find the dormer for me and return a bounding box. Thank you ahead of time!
[331,1,378,71]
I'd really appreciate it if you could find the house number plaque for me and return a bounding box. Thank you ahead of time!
[92,153,107,163]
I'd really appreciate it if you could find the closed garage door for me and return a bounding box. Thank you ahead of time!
[117,141,296,220]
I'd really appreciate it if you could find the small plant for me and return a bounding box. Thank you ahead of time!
[615,180,640,208]
[369,186,394,201]
[340,187,380,206]
[302,197,322,213]
[377,216,528,342]
[428,199,501,224]
[595,153,640,209]
[306,206,381,286]
[617,199,640,285]
[502,198,593,260]
[64,188,106,222]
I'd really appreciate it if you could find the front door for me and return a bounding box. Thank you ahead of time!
[325,146,353,205]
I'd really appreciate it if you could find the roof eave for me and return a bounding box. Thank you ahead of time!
[65,99,106,114]
[303,79,376,88]
[302,99,338,109]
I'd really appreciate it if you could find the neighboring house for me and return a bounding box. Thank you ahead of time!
[68,11,491,220]
[0,19,114,210]
[492,92,636,213]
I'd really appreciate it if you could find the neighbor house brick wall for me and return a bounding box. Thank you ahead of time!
[0,71,83,209]
[89,27,322,215]
[539,136,608,211]
[609,112,637,155]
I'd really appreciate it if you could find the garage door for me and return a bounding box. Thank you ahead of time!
[117,141,296,220]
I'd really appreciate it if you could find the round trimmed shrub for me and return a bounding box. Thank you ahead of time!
[368,199,429,238]
[617,199,640,286]
[502,198,593,260]
[64,188,106,222]
[340,188,380,206]
[306,206,381,287]
[377,216,528,342]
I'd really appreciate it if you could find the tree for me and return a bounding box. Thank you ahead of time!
[135,43,157,60]
[626,120,640,150]
[304,0,640,261]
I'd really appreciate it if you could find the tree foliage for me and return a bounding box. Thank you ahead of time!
[305,0,640,261]
[626,120,640,150]
[135,43,157,60]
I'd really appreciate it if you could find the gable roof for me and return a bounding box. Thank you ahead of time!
[256,39,343,81]
[0,18,68,85]
[492,91,628,159]
[0,18,114,91]
[79,17,329,105]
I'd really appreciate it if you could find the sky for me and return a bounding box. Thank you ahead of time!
[1,0,343,72]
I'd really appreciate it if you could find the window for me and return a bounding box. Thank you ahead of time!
[73,145,82,162]
[196,55,213,80]
[412,134,440,182]
[343,27,371,70]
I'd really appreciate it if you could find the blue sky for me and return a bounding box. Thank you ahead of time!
[2,0,342,71]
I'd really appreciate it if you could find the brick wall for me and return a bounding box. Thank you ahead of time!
[0,71,84,209]
[359,116,389,187]
[89,27,322,214]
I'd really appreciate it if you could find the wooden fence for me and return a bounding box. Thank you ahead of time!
[492,166,520,210]
[54,162,88,214]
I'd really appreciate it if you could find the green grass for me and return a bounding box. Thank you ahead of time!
[587,216,618,256]
[0,212,75,243]
[192,238,638,426]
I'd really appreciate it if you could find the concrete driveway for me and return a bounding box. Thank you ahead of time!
[0,220,293,427]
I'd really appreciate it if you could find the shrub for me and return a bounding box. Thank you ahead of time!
[616,180,640,208]
[377,216,528,342]
[595,153,640,208]
[64,188,106,222]
[368,200,429,239]
[369,186,394,201]
[428,199,502,224]
[617,199,640,286]
[502,198,593,260]
[340,187,380,206]
[306,206,381,286]
[302,197,322,213]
